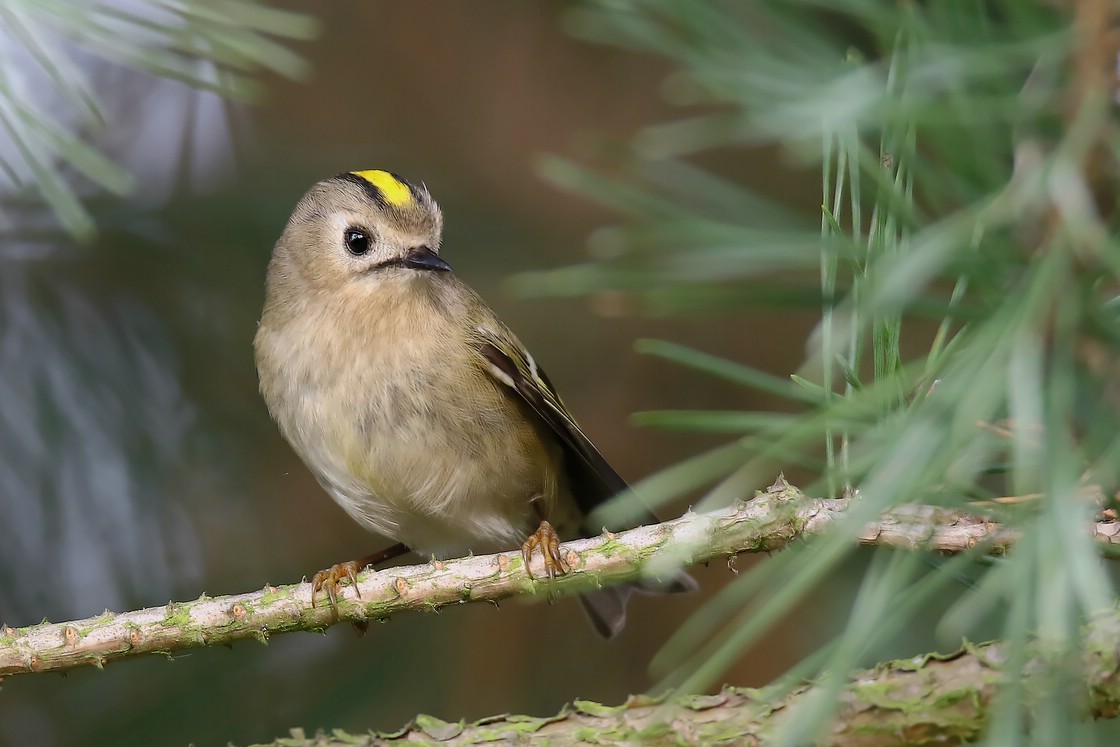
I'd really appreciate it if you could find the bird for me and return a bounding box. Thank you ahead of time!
[254,169,692,637]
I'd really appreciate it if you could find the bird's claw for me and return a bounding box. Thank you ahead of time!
[311,560,364,614]
[521,520,570,581]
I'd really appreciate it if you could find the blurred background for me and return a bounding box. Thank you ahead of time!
[0,3,833,745]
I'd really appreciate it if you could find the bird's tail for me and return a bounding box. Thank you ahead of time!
[578,570,697,639]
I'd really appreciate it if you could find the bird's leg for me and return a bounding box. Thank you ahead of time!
[311,542,410,612]
[521,500,570,580]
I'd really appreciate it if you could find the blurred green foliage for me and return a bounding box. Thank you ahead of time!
[523,1,1120,743]
[0,0,317,237]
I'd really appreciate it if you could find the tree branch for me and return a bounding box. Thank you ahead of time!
[2,478,1118,679]
[243,605,1120,746]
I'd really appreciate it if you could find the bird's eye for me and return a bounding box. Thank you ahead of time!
[344,228,372,256]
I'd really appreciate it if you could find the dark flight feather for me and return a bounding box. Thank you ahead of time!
[474,328,698,637]
[475,331,657,531]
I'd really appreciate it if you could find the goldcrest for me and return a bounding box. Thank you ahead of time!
[254,170,691,637]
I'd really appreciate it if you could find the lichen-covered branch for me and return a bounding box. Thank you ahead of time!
[2,478,1118,678]
[246,606,1120,746]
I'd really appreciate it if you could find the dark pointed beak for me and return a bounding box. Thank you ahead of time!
[402,246,452,272]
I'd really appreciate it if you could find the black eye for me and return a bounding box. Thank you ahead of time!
[344,228,372,256]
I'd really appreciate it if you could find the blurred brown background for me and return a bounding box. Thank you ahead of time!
[0,4,828,746]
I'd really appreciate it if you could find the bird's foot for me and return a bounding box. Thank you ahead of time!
[311,560,364,613]
[309,543,411,614]
[521,520,570,580]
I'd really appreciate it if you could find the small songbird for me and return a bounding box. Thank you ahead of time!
[254,170,692,637]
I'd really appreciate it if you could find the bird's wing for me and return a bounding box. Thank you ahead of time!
[474,324,699,595]
[473,325,633,524]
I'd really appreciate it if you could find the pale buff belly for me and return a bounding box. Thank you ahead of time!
[265,331,563,557]
[312,400,559,557]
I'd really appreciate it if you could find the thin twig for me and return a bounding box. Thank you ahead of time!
[243,606,1120,746]
[2,477,1118,679]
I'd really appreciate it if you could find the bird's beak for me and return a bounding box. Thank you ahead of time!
[402,246,452,272]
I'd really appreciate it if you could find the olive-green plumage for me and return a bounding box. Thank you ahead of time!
[255,171,686,637]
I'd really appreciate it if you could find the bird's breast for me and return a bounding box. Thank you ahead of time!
[255,290,561,555]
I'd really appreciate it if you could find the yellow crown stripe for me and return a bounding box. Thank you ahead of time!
[351,170,414,207]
